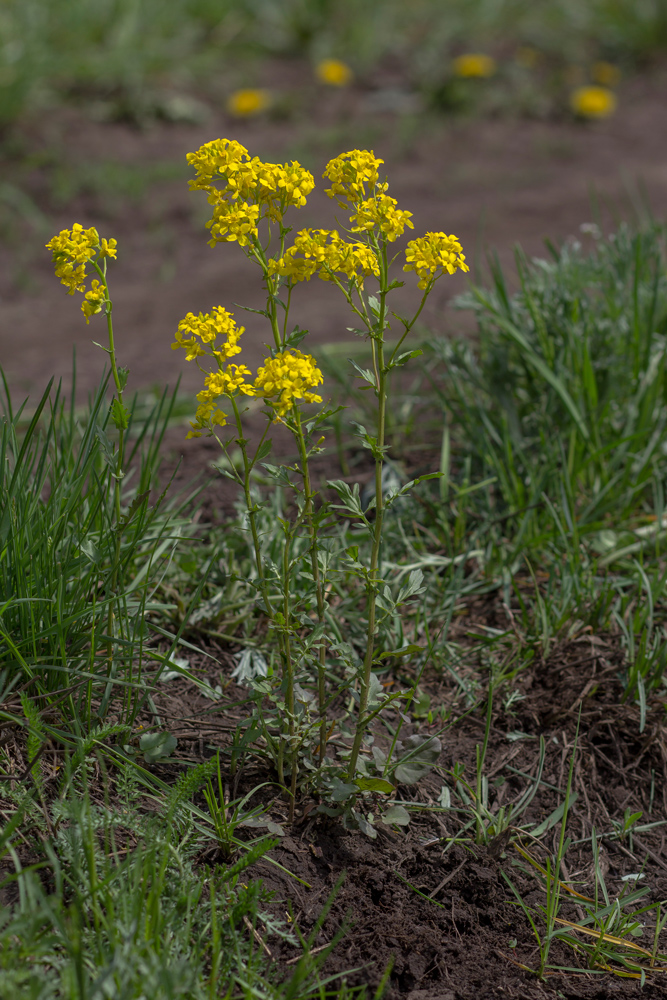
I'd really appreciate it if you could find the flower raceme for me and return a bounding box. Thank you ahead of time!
[349,194,413,242]
[269,229,379,285]
[404,232,469,289]
[254,350,323,418]
[171,306,244,362]
[186,138,315,246]
[323,149,386,207]
[46,223,117,321]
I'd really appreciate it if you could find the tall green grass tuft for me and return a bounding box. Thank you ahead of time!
[0,369,194,728]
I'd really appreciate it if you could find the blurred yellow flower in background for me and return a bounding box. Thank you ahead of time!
[570,85,617,119]
[453,54,496,78]
[226,89,270,117]
[316,59,353,86]
[592,61,621,86]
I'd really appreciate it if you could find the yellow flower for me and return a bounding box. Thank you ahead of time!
[81,279,106,323]
[254,350,323,417]
[570,86,617,119]
[172,306,244,361]
[200,364,256,399]
[349,194,414,242]
[323,150,386,207]
[226,89,270,117]
[187,139,314,232]
[452,54,496,79]
[316,59,353,87]
[592,61,621,87]
[46,224,117,300]
[404,232,469,289]
[208,201,261,247]
[269,229,380,286]
[99,238,118,259]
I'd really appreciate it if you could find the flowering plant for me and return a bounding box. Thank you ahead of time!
[172,139,468,827]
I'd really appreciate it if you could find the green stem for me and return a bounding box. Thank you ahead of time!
[293,408,328,765]
[230,396,274,619]
[281,526,297,823]
[347,242,390,779]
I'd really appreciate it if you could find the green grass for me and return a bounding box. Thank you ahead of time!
[0,0,666,126]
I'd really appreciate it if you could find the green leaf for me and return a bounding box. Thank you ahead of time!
[117,366,130,391]
[355,777,394,794]
[394,735,441,785]
[348,358,377,388]
[378,643,425,660]
[140,731,177,763]
[111,398,130,431]
[330,777,358,802]
[381,805,411,826]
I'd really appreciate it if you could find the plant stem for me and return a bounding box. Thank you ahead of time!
[293,408,328,765]
[347,244,389,779]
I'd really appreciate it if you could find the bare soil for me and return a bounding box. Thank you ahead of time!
[147,600,667,999]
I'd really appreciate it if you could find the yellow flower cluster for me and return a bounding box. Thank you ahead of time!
[269,229,379,285]
[453,53,496,78]
[226,89,270,117]
[316,59,353,86]
[404,232,469,289]
[254,350,323,417]
[171,306,244,362]
[189,363,256,436]
[186,139,315,246]
[82,280,106,324]
[323,150,386,207]
[349,194,414,242]
[46,224,117,320]
[570,86,616,119]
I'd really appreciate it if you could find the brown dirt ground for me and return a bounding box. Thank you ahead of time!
[139,600,667,999]
[5,63,667,998]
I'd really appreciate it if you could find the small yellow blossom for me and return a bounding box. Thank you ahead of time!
[349,194,414,242]
[323,150,386,207]
[316,59,353,87]
[269,229,380,286]
[404,232,469,289]
[81,279,106,323]
[592,61,621,87]
[453,54,496,79]
[570,86,617,119]
[172,306,244,361]
[226,89,271,117]
[99,238,118,259]
[254,350,323,417]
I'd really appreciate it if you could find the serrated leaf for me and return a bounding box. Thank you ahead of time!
[111,398,130,431]
[381,805,411,826]
[355,777,394,794]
